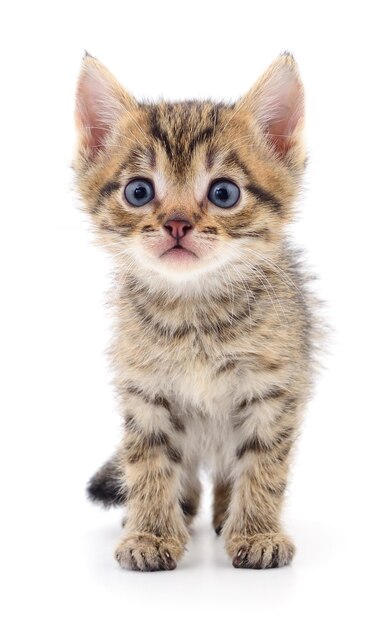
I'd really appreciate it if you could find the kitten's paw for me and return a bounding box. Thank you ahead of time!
[115,533,185,572]
[227,533,295,569]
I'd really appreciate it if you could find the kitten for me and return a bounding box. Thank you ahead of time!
[74,52,316,571]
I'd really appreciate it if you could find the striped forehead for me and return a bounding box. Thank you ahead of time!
[142,101,230,177]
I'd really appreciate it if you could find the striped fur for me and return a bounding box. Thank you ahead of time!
[74,52,318,571]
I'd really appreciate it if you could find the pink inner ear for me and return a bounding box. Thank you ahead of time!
[76,79,110,155]
[76,101,109,154]
[75,65,120,158]
[265,76,303,158]
[267,111,296,158]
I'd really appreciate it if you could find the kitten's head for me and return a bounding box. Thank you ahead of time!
[74,53,305,291]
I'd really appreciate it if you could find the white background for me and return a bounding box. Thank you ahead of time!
[1,1,386,624]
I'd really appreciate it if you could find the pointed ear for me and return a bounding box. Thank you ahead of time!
[239,53,304,161]
[75,53,136,159]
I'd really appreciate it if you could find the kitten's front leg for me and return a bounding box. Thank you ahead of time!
[115,386,189,572]
[222,393,299,569]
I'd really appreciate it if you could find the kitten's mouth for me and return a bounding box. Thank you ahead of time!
[160,244,198,260]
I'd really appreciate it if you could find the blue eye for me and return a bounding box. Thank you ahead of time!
[208,179,240,209]
[124,179,154,207]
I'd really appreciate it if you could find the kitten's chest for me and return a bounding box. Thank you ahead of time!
[169,346,235,414]
[119,316,243,413]
[149,330,256,418]
[117,294,276,415]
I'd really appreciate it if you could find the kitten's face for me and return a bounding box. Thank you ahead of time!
[74,55,305,289]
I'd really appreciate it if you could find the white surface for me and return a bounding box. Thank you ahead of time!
[1,1,386,624]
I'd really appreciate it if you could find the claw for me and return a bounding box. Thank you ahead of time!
[271,544,280,568]
[163,551,177,570]
[233,548,248,568]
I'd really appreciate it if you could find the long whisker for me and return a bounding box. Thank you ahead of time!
[243,248,307,303]
[227,262,257,330]
[220,241,290,325]
[236,258,285,326]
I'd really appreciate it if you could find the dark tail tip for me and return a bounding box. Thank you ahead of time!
[86,456,127,508]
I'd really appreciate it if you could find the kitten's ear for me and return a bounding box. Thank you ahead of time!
[75,53,136,159]
[239,53,304,162]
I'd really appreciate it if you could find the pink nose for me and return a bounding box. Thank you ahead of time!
[163,219,192,240]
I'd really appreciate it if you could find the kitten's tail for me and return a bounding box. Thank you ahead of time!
[86,454,127,507]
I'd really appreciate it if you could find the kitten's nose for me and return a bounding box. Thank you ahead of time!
[163,219,192,240]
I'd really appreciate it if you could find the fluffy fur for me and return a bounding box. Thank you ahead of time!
[74,52,317,571]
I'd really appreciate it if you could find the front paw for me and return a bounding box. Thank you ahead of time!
[226,532,295,569]
[115,533,185,572]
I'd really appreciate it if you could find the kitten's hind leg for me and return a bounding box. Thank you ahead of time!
[212,479,232,535]
[180,467,201,527]
[86,453,127,508]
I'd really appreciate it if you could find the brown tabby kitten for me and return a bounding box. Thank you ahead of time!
[74,52,316,571]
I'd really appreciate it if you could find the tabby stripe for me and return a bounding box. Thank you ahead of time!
[236,425,295,460]
[141,224,157,232]
[100,181,121,197]
[237,388,286,410]
[100,223,132,235]
[124,413,140,431]
[281,398,298,415]
[201,226,218,235]
[264,481,287,496]
[126,432,182,464]
[169,414,186,433]
[224,151,251,178]
[235,229,270,239]
[216,359,238,374]
[118,146,157,176]
[276,442,293,463]
[149,110,174,160]
[206,148,215,169]
[126,383,170,410]
[133,304,195,339]
[166,445,183,463]
[223,151,282,213]
[187,126,216,153]
[146,431,169,447]
[130,284,261,339]
[201,304,257,335]
[236,436,267,459]
[132,294,261,342]
[246,184,282,214]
